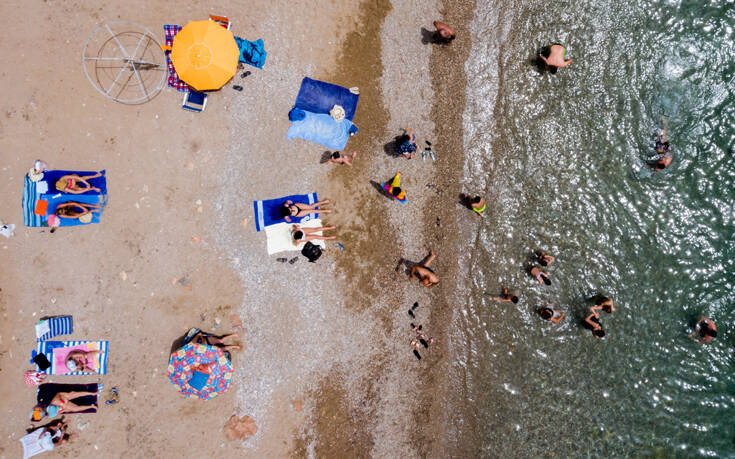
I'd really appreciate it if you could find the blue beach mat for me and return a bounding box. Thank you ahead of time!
[42,193,107,227]
[234,36,267,69]
[41,170,107,195]
[294,77,359,121]
[36,316,73,341]
[287,111,354,151]
[22,170,107,227]
[253,192,318,232]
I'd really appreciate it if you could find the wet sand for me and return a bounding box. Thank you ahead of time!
[0,0,478,457]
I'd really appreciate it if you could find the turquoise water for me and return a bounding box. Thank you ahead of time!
[456,0,735,456]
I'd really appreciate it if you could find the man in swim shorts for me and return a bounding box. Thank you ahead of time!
[471,196,486,216]
[539,44,572,72]
[409,250,440,288]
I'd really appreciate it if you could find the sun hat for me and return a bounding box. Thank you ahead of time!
[28,167,44,182]
[79,213,93,224]
[329,104,345,122]
[66,359,78,371]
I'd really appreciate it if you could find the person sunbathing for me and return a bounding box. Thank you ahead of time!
[292,224,337,245]
[409,250,440,288]
[54,202,102,219]
[326,151,357,166]
[280,199,332,222]
[55,173,103,194]
[65,350,103,373]
[32,390,99,421]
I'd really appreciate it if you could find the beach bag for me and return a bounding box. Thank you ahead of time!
[301,242,322,262]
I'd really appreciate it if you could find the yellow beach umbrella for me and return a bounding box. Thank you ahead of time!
[171,20,239,91]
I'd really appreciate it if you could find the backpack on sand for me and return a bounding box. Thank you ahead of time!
[301,241,322,262]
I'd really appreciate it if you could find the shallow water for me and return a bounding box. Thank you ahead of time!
[456,0,735,456]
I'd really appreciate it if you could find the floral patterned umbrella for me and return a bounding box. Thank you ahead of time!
[168,342,232,400]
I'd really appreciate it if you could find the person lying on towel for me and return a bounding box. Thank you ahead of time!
[291,224,337,246]
[55,172,103,194]
[54,202,102,220]
[31,389,99,421]
[65,350,103,373]
[279,199,332,222]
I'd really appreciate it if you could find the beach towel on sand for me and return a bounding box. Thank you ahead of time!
[294,78,359,121]
[41,193,107,227]
[36,383,98,413]
[164,25,189,92]
[234,36,267,68]
[23,170,107,227]
[20,429,55,459]
[253,192,318,232]
[287,111,354,151]
[265,219,327,255]
[33,341,109,375]
[36,316,73,341]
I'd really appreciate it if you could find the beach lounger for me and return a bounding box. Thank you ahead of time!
[265,219,327,255]
[36,383,98,413]
[36,316,73,341]
[209,14,231,30]
[253,192,318,232]
[33,340,109,375]
[182,90,208,112]
[163,25,189,92]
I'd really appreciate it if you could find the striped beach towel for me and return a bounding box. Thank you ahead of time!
[22,175,43,227]
[35,316,73,341]
[34,340,109,375]
[164,25,189,92]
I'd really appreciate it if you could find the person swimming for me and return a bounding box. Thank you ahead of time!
[584,312,606,339]
[649,116,672,171]
[529,266,551,285]
[539,302,565,323]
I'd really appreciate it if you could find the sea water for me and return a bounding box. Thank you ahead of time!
[455,0,735,456]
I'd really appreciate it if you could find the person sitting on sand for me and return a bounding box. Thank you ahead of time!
[529,266,551,285]
[539,44,572,72]
[590,296,615,315]
[32,389,99,421]
[649,116,672,171]
[433,21,456,44]
[471,196,486,216]
[537,251,555,267]
[280,199,332,223]
[189,330,241,353]
[292,224,337,245]
[24,419,75,455]
[492,287,519,304]
[55,172,103,194]
[689,316,717,344]
[397,129,418,159]
[54,202,102,219]
[65,350,103,373]
[326,151,357,167]
[538,302,565,323]
[583,312,606,339]
[409,250,440,288]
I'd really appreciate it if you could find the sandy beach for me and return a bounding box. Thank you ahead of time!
[0,0,476,457]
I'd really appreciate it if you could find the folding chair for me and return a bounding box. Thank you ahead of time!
[182,90,208,112]
[209,14,231,30]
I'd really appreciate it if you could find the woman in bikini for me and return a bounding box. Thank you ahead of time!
[65,350,103,373]
[54,202,102,219]
[55,172,103,194]
[280,199,332,223]
[529,266,551,285]
[291,224,337,245]
[32,389,99,421]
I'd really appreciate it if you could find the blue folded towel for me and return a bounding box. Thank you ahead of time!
[253,192,318,232]
[234,37,267,69]
[36,316,73,341]
[294,77,359,121]
[22,175,42,227]
[287,111,354,151]
[42,193,107,227]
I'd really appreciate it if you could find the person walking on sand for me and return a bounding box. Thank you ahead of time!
[410,250,440,288]
[529,266,551,285]
[690,316,717,344]
[471,196,486,216]
[539,44,572,72]
[326,151,357,166]
[292,224,337,245]
[536,250,555,267]
[538,302,565,323]
[433,21,456,44]
[280,199,332,222]
[492,287,519,304]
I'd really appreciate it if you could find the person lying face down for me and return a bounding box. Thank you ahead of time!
[291,224,337,246]
[409,250,440,288]
[279,199,332,223]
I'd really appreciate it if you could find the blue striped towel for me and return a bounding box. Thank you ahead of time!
[253,192,318,232]
[36,316,73,341]
[22,175,42,227]
[34,340,109,375]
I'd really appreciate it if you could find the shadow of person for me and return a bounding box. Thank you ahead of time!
[458,193,474,211]
[530,46,553,75]
[394,257,419,276]
[370,180,394,200]
[383,136,403,158]
[420,27,439,45]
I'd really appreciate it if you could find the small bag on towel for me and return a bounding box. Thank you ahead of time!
[301,242,322,262]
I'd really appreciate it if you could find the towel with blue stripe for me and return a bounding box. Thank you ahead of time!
[33,340,109,375]
[36,316,73,341]
[22,170,107,227]
[253,192,318,232]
